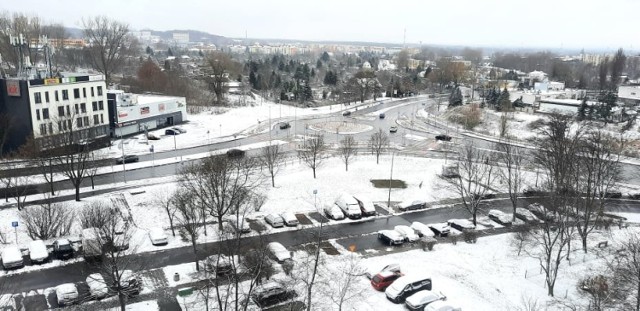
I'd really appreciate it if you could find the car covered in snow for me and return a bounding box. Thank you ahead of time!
[447,219,475,232]
[428,223,451,237]
[385,274,432,303]
[324,205,345,220]
[1,246,24,269]
[394,225,420,242]
[205,254,236,275]
[527,203,556,222]
[280,212,299,226]
[55,283,79,306]
[405,290,446,310]
[411,222,435,238]
[267,242,291,263]
[488,209,512,226]
[148,227,168,246]
[265,214,285,228]
[118,270,142,297]
[378,230,405,246]
[390,126,398,133]
[423,300,462,311]
[86,273,109,299]
[251,282,294,308]
[397,200,427,212]
[371,269,404,291]
[365,263,401,279]
[334,193,363,219]
[53,239,74,260]
[228,216,251,234]
[515,207,539,223]
[354,196,376,217]
[28,240,49,264]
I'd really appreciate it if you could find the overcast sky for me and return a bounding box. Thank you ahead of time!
[6,0,639,51]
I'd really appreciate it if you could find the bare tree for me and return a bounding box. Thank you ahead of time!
[8,175,31,210]
[178,155,262,232]
[0,12,44,73]
[298,134,326,179]
[154,188,177,237]
[442,142,496,225]
[260,143,282,187]
[205,51,237,105]
[610,232,640,311]
[82,16,135,85]
[339,135,357,171]
[495,140,525,222]
[577,274,616,311]
[173,189,203,271]
[325,253,366,310]
[20,200,74,240]
[369,129,389,164]
[20,136,57,196]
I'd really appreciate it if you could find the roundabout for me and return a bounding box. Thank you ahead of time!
[308,120,374,135]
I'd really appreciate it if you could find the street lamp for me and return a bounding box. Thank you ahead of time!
[313,189,318,211]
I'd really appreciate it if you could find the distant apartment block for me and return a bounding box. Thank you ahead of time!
[172,32,190,45]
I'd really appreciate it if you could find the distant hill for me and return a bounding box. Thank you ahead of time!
[65,27,234,46]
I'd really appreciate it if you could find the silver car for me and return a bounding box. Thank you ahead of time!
[265,214,284,228]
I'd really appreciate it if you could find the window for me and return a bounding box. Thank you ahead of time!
[62,90,69,100]
[58,121,63,131]
[73,88,80,99]
[93,115,99,125]
[100,114,104,124]
[45,92,50,103]
[91,87,95,97]
[40,124,47,135]
[77,118,83,128]
[36,109,41,121]
[34,92,42,104]
[62,120,67,131]
[74,104,79,114]
[66,105,70,116]
[81,103,86,113]
[58,106,65,117]
[67,120,72,130]
[98,101,104,110]
[48,123,53,134]
[83,116,89,126]
[83,88,86,98]
[55,91,59,101]
[92,101,97,111]
[97,86,103,96]
[42,108,49,120]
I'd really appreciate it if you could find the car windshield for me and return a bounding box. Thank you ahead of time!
[58,244,73,251]
[372,275,382,283]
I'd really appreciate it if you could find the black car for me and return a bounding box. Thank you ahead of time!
[435,134,452,141]
[279,122,291,130]
[53,239,74,260]
[342,110,351,116]
[226,149,246,158]
[116,155,139,164]
[379,113,386,119]
[604,192,622,199]
[165,129,180,135]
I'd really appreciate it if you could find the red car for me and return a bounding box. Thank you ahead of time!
[371,270,403,291]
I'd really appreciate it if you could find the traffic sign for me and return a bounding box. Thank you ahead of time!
[11,221,18,227]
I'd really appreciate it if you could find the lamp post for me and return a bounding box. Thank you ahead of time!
[313,189,318,211]
[120,132,126,184]
[387,152,395,209]
[219,124,222,137]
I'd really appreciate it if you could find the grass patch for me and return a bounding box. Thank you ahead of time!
[370,179,407,189]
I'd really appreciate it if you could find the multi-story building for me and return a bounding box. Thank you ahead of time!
[0,73,110,153]
[107,90,187,137]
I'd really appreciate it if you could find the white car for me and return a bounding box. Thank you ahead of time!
[378,230,405,245]
[428,223,451,237]
[148,227,168,245]
[1,246,24,269]
[488,209,512,226]
[324,205,345,220]
[86,273,109,299]
[410,222,435,238]
[394,225,420,242]
[228,216,251,234]
[423,300,462,311]
[405,290,446,310]
[56,283,79,306]
[280,212,299,226]
[205,254,235,275]
[447,219,476,231]
[265,214,285,228]
[267,242,291,262]
[28,240,49,263]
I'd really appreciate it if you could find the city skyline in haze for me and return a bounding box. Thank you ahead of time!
[4,0,640,52]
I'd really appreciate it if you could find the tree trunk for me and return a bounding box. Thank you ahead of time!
[75,184,81,201]
[217,215,224,232]
[91,176,95,190]
[345,162,348,171]
[119,292,126,311]
[312,167,316,179]
[167,211,176,237]
[271,174,275,187]
[547,280,554,297]
[376,154,380,164]
[582,235,588,254]
[472,212,477,226]
[192,240,199,271]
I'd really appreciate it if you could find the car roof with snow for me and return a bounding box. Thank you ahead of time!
[406,290,440,304]
[1,246,23,261]
[429,223,450,230]
[377,270,399,278]
[379,230,403,238]
[56,283,77,294]
[448,219,474,227]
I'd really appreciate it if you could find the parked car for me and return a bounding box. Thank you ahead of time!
[428,223,451,237]
[365,263,401,279]
[53,239,74,260]
[280,212,299,226]
[226,149,246,158]
[397,200,427,212]
[265,214,285,228]
[390,126,398,133]
[385,274,432,303]
[435,134,452,141]
[165,129,180,135]
[267,242,291,263]
[527,203,556,222]
[115,155,139,164]
[334,193,363,219]
[515,207,539,223]
[411,222,435,238]
[342,110,352,116]
[628,193,640,200]
[488,209,512,226]
[379,113,386,119]
[172,127,187,133]
[147,133,160,140]
[279,122,291,130]
[55,283,79,306]
[324,205,345,220]
[228,216,251,234]
[424,300,462,311]
[148,227,168,245]
[1,246,24,269]
[118,270,142,297]
[394,225,420,242]
[371,270,403,291]
[405,290,446,311]
[86,273,109,300]
[28,240,49,264]
[205,254,235,275]
[473,192,496,200]
[604,192,622,199]
[378,230,405,246]
[447,219,475,232]
[251,282,293,308]
[354,196,376,217]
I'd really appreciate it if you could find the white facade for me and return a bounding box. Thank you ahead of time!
[28,75,109,140]
[618,85,640,105]
[172,32,190,45]
[110,91,187,137]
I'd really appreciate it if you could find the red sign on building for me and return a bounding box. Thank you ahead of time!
[6,80,20,97]
[140,107,150,115]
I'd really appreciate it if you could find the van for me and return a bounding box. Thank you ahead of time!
[354,196,376,217]
[1,246,24,269]
[385,274,432,303]
[334,193,362,219]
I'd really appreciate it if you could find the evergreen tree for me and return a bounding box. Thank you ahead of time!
[249,71,257,88]
[448,87,463,107]
[424,66,432,78]
[145,46,154,55]
[321,51,330,62]
[311,68,315,78]
[316,59,322,69]
[198,50,204,57]
[168,47,174,56]
[498,88,512,111]
[577,99,588,121]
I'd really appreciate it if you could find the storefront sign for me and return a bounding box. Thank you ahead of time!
[44,78,59,85]
[159,103,165,112]
[118,111,128,118]
[6,80,20,97]
[140,107,150,115]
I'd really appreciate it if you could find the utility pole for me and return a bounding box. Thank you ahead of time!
[387,152,395,209]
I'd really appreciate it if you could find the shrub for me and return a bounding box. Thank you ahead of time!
[463,230,478,244]
[450,235,458,245]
